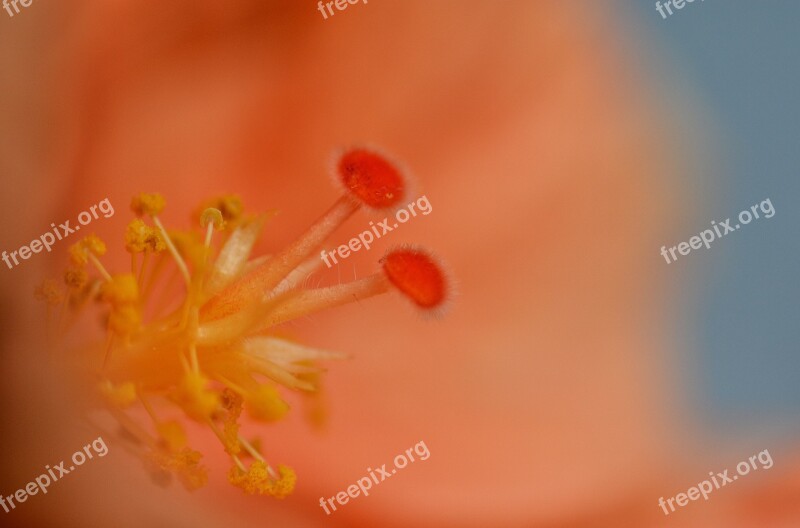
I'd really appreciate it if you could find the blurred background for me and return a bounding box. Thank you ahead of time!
[631,0,800,427]
[0,1,798,526]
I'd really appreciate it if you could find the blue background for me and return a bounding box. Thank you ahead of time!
[630,1,800,424]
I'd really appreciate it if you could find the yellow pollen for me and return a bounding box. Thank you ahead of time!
[220,388,243,456]
[156,421,188,452]
[107,304,141,336]
[64,267,88,289]
[125,219,166,254]
[68,234,107,267]
[227,461,296,498]
[99,380,137,408]
[34,279,64,306]
[200,208,225,231]
[147,448,208,491]
[101,274,139,305]
[131,193,166,217]
[246,385,289,423]
[195,195,244,225]
[174,372,219,422]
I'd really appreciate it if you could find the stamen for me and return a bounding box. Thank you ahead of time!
[152,216,191,287]
[102,333,114,370]
[155,420,188,452]
[64,267,88,290]
[107,405,158,449]
[205,215,267,295]
[88,254,113,282]
[200,207,225,250]
[131,193,191,287]
[125,219,166,289]
[137,253,149,287]
[207,419,229,447]
[98,379,136,408]
[139,392,160,425]
[245,384,289,422]
[230,453,247,472]
[34,279,64,306]
[69,235,111,281]
[195,195,244,226]
[238,435,265,462]
[243,355,315,391]
[189,343,199,373]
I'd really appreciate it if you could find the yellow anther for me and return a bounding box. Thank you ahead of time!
[220,387,243,413]
[196,195,244,225]
[99,380,137,408]
[126,219,166,254]
[144,228,166,252]
[174,372,219,422]
[101,273,139,306]
[34,279,64,306]
[108,304,141,336]
[172,448,208,490]
[217,195,244,222]
[131,193,166,217]
[228,461,269,494]
[228,461,296,497]
[67,278,101,309]
[200,208,225,230]
[68,243,88,266]
[270,465,297,498]
[83,234,107,256]
[156,421,188,452]
[147,448,208,491]
[64,267,88,289]
[169,230,205,268]
[219,388,243,455]
[68,235,107,266]
[125,219,149,253]
[246,385,289,423]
